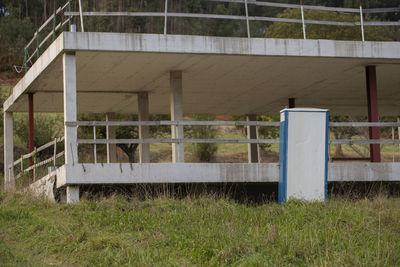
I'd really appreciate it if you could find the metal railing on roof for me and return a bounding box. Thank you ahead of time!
[23,0,400,72]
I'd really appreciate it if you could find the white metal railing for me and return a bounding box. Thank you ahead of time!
[22,0,72,72]
[63,0,400,42]
[21,0,400,71]
[8,136,65,182]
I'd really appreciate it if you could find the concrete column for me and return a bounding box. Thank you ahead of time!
[366,66,381,162]
[4,111,14,190]
[138,92,150,163]
[170,71,184,163]
[289,98,295,108]
[106,113,117,163]
[28,93,34,182]
[247,114,259,163]
[66,185,79,203]
[63,52,79,201]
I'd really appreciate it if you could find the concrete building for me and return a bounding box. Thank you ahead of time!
[3,2,400,202]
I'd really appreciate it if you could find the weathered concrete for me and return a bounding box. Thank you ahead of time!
[4,33,400,116]
[54,162,400,188]
[328,162,400,182]
[63,52,78,166]
[3,111,13,190]
[106,113,117,163]
[66,185,79,203]
[247,115,259,163]
[29,171,56,202]
[170,71,184,163]
[56,163,279,187]
[138,92,150,163]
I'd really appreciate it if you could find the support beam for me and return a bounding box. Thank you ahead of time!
[365,66,381,162]
[247,114,259,163]
[28,93,34,182]
[63,52,78,166]
[138,92,150,163]
[289,98,295,108]
[4,112,14,190]
[66,185,79,203]
[170,71,184,163]
[106,113,117,163]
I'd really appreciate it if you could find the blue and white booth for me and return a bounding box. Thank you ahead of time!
[278,108,329,203]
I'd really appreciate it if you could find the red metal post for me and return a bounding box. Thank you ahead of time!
[365,66,381,162]
[28,93,34,182]
[289,98,295,108]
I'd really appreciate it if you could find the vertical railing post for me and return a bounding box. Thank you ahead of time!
[164,0,168,35]
[33,147,37,181]
[244,0,250,38]
[300,0,306,39]
[360,2,365,42]
[78,0,85,32]
[36,30,40,59]
[93,126,97,163]
[52,10,56,41]
[68,1,72,30]
[392,126,395,162]
[24,48,27,73]
[53,138,57,166]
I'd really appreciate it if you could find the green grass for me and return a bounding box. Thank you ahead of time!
[1,192,400,266]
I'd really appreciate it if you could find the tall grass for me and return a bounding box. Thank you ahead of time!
[1,192,399,266]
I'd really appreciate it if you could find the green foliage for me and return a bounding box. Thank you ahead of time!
[265,8,398,41]
[0,14,33,71]
[186,115,218,162]
[1,193,400,265]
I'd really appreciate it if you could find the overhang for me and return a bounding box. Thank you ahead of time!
[4,32,400,115]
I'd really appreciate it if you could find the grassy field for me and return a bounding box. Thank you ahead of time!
[1,192,400,266]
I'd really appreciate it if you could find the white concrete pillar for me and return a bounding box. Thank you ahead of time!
[106,113,117,163]
[4,111,14,190]
[138,92,150,163]
[63,52,79,202]
[66,185,79,203]
[170,71,184,163]
[247,114,259,163]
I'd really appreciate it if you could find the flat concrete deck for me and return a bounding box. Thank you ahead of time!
[5,33,400,115]
[54,162,400,188]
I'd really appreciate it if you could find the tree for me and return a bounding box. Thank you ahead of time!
[265,8,398,41]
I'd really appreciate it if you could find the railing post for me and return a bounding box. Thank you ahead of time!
[300,0,306,39]
[392,126,395,162]
[360,2,365,42]
[78,0,85,32]
[24,48,27,73]
[164,0,168,35]
[244,0,250,38]
[93,125,97,163]
[52,10,56,41]
[68,1,72,30]
[36,30,40,59]
[33,147,37,182]
[53,138,57,166]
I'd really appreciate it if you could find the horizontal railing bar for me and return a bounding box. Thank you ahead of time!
[38,13,56,33]
[39,23,61,48]
[63,11,397,27]
[211,0,360,13]
[330,139,400,145]
[363,7,400,13]
[25,32,37,50]
[330,122,400,127]
[24,151,65,173]
[78,138,280,144]
[17,136,64,162]
[70,121,280,127]
[364,21,400,26]
[65,11,165,17]
[59,0,71,13]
